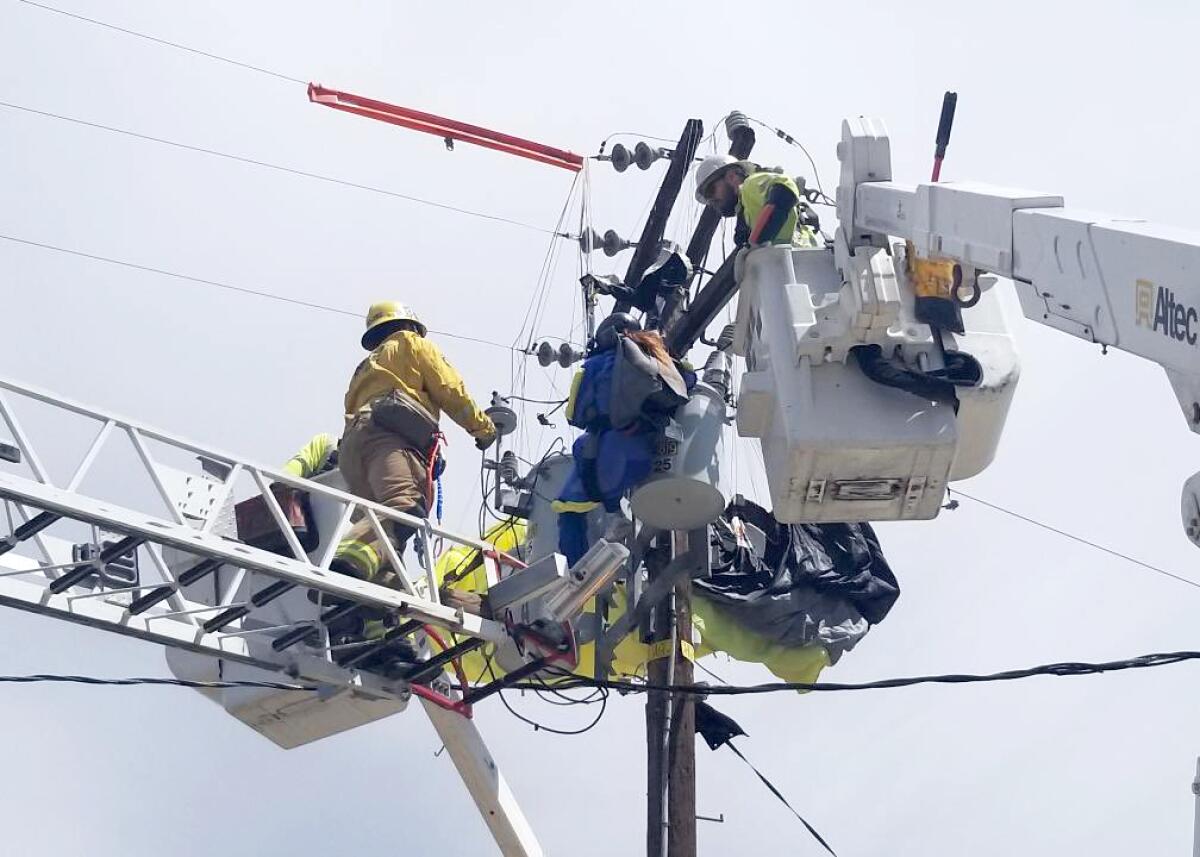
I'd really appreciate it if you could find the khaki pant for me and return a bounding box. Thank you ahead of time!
[336,412,430,582]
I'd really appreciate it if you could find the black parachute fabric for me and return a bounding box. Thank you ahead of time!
[694,498,900,661]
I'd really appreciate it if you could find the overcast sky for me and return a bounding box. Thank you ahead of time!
[4,1,1200,855]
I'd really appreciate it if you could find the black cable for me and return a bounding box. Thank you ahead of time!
[0,674,317,691]
[14,647,1200,701]
[948,488,1200,591]
[524,436,568,505]
[18,0,309,85]
[540,399,568,418]
[694,659,730,686]
[0,233,519,352]
[0,101,558,237]
[529,672,606,706]
[724,741,837,856]
[503,395,569,406]
[499,682,608,735]
[522,649,1200,696]
[481,643,609,735]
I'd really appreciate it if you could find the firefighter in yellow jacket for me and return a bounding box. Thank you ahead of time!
[694,155,820,248]
[334,301,496,583]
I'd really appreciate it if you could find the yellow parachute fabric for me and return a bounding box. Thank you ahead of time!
[689,598,830,684]
[434,519,830,685]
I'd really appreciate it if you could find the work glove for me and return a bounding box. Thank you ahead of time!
[475,434,495,452]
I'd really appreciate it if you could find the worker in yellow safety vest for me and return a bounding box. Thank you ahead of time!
[333,301,496,585]
[694,155,820,248]
[282,432,338,479]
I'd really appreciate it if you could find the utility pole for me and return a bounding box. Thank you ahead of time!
[640,112,754,857]
[645,530,701,857]
[645,541,672,857]
[1192,757,1200,857]
[665,531,696,857]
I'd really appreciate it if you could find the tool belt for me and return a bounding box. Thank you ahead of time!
[369,389,439,452]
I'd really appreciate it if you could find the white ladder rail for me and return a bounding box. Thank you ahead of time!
[0,373,546,857]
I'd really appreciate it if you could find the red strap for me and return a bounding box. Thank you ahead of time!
[423,432,445,510]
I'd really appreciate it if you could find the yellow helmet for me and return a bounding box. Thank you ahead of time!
[361,301,426,349]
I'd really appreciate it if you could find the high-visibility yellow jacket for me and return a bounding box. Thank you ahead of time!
[739,171,818,247]
[344,329,496,441]
[282,433,336,478]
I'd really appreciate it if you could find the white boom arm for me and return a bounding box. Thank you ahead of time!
[836,117,1200,546]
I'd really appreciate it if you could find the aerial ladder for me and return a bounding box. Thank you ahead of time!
[0,374,623,857]
[5,104,1200,857]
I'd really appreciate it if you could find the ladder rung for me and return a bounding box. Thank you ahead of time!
[403,637,486,685]
[249,580,295,607]
[48,565,94,595]
[127,585,176,615]
[319,601,360,626]
[0,511,61,556]
[48,536,148,595]
[202,604,250,633]
[98,536,145,563]
[178,557,222,586]
[130,556,223,615]
[271,624,320,653]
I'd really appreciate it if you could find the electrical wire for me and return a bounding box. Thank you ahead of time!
[0,674,317,690]
[595,131,683,155]
[503,395,568,406]
[0,101,560,237]
[694,659,730,686]
[948,488,1200,592]
[0,233,520,352]
[13,647,1200,699]
[476,640,610,735]
[508,180,581,461]
[523,649,1200,696]
[495,670,609,735]
[18,0,308,85]
[744,115,834,205]
[723,741,838,857]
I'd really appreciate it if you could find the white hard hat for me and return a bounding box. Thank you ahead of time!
[694,156,757,203]
[694,154,737,203]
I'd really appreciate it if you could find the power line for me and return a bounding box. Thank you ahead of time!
[745,115,832,202]
[526,649,1200,696]
[12,648,1200,696]
[18,0,307,85]
[0,674,316,690]
[0,232,522,352]
[949,488,1200,591]
[0,100,559,237]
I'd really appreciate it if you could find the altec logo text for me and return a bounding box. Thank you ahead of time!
[1136,279,1198,345]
